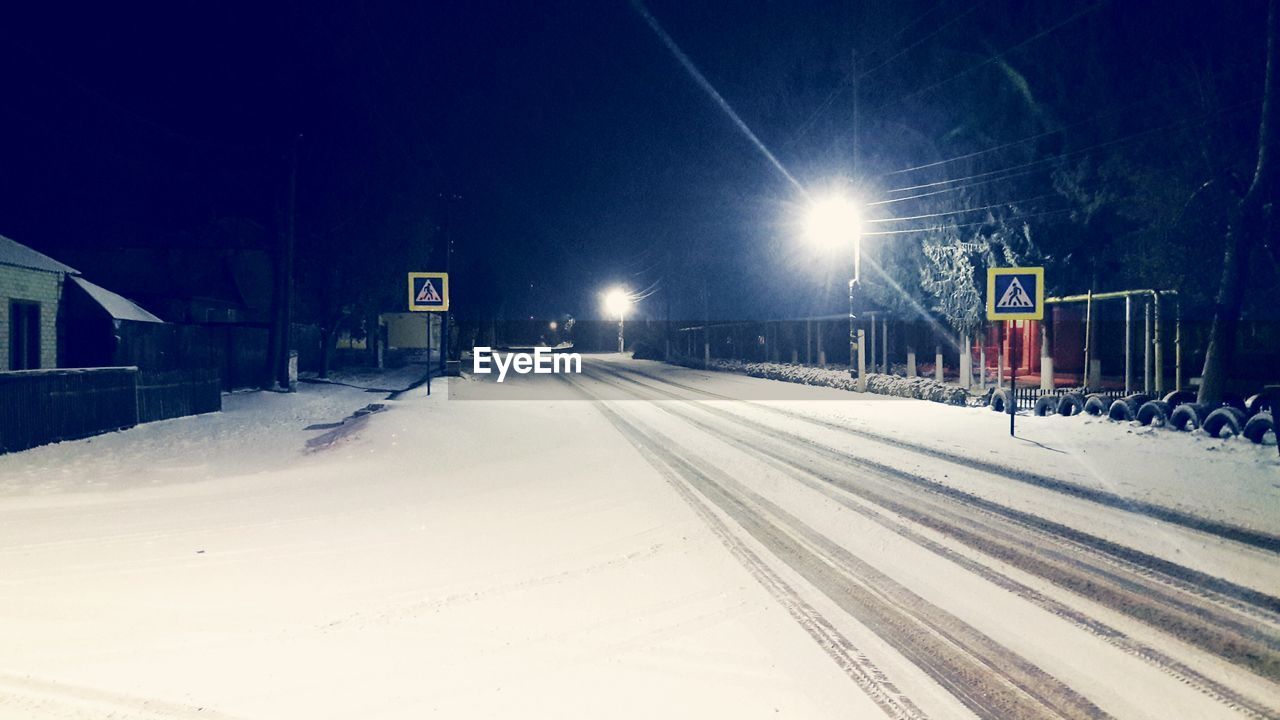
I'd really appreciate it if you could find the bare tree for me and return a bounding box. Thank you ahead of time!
[1197,0,1277,405]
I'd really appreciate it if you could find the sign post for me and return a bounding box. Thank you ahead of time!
[408,272,450,395]
[987,267,1044,437]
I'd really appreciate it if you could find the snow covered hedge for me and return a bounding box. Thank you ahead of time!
[669,358,969,406]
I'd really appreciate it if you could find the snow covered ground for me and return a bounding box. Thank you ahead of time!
[0,356,1276,719]
[644,359,1280,535]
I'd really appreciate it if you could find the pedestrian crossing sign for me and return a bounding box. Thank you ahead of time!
[986,267,1043,321]
[408,272,449,312]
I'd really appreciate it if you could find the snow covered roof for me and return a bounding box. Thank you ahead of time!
[69,276,164,323]
[0,233,78,275]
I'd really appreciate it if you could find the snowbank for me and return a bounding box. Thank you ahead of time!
[669,358,969,406]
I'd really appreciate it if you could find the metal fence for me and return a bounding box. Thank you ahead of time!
[1010,386,1130,411]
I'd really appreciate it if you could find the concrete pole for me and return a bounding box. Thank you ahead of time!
[979,342,988,392]
[805,320,812,365]
[935,345,944,383]
[881,318,888,375]
[960,333,972,390]
[869,316,877,374]
[997,332,1004,387]
[817,320,825,366]
[857,328,867,391]
[906,349,917,377]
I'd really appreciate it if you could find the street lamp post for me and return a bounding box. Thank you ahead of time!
[603,288,632,354]
[805,194,865,391]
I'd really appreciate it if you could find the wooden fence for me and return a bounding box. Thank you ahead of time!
[136,368,222,423]
[0,368,139,454]
[0,367,223,454]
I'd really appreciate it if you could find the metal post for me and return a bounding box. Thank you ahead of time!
[1124,295,1132,394]
[1009,321,1017,436]
[1175,300,1183,391]
[1040,317,1053,391]
[618,315,625,354]
[1083,289,1093,391]
[1153,292,1163,396]
[1144,300,1152,394]
[426,314,433,396]
[805,319,812,365]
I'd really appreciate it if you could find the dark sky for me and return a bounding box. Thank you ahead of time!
[0,1,1268,322]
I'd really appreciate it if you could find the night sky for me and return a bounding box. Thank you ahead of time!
[0,1,1270,324]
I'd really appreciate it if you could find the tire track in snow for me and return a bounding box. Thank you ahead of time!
[584,366,1280,720]
[602,364,1280,621]
[565,373,1109,720]
[618,363,1280,554]
[559,376,932,720]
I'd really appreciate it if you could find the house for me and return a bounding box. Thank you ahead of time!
[0,233,162,371]
[0,233,76,370]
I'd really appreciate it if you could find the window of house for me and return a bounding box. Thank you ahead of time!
[8,300,41,370]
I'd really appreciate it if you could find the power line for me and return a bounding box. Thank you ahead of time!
[868,167,1046,206]
[862,206,1076,236]
[880,98,1259,195]
[882,60,1256,177]
[866,192,1060,224]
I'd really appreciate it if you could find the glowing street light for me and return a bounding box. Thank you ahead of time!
[803,192,867,390]
[602,287,633,353]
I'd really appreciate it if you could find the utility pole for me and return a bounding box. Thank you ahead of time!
[266,132,299,391]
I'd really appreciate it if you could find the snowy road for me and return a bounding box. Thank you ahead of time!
[1,357,1277,719]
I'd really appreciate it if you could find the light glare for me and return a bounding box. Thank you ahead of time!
[804,195,862,250]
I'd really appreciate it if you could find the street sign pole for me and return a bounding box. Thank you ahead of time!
[1009,321,1016,437]
[987,266,1044,440]
[407,271,450,393]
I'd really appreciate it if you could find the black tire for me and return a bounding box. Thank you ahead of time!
[1033,395,1059,417]
[1057,392,1086,417]
[1083,394,1109,416]
[1202,407,1247,438]
[1245,393,1276,417]
[1136,400,1172,427]
[1124,393,1152,407]
[1162,390,1196,409]
[1243,412,1275,444]
[1107,398,1138,422]
[1169,403,1209,432]
[990,388,1011,412]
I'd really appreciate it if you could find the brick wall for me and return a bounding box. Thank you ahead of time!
[0,265,63,370]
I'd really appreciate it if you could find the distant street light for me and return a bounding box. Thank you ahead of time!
[602,287,633,353]
[803,192,866,390]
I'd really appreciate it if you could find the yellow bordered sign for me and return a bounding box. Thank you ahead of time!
[986,267,1044,321]
[408,272,449,312]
